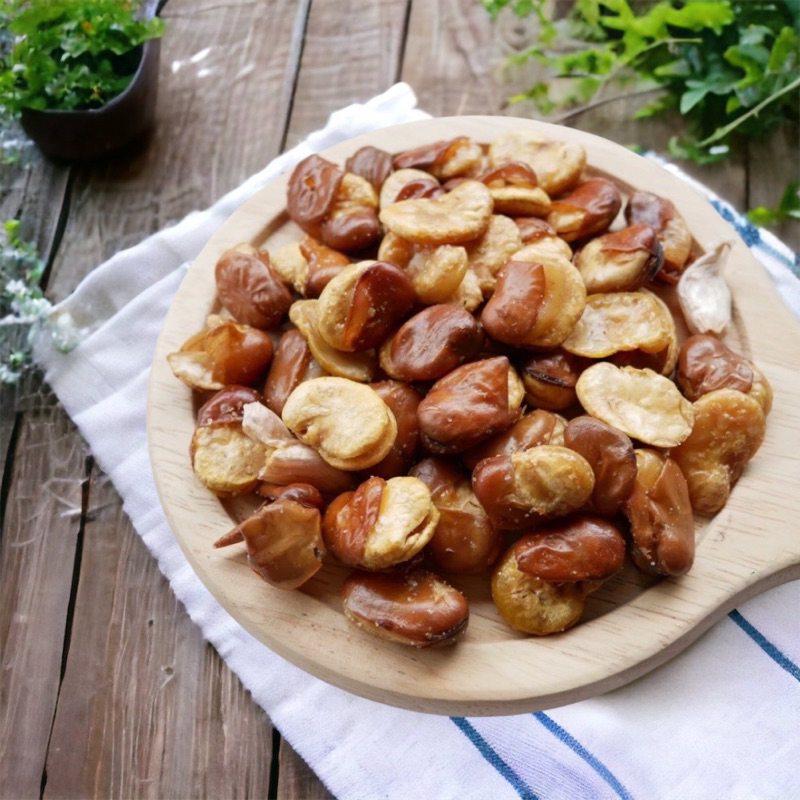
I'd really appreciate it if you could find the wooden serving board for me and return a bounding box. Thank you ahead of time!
[147,116,800,716]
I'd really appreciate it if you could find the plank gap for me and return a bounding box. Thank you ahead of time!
[0,411,22,532]
[278,0,314,155]
[57,455,93,683]
[39,169,76,294]
[268,727,282,800]
[394,0,413,84]
[37,455,92,800]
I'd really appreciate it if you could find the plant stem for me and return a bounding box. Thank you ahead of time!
[698,75,800,146]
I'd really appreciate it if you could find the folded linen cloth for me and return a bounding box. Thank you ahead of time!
[35,83,800,800]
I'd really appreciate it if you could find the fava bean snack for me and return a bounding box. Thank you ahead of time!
[169,131,771,646]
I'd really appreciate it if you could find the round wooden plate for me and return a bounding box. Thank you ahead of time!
[148,116,800,715]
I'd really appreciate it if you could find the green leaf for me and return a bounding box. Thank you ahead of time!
[767,26,799,72]
[746,180,800,226]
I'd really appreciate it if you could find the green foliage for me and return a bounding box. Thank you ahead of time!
[0,0,165,114]
[485,0,800,165]
[747,181,800,226]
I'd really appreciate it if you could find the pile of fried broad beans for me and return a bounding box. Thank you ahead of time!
[168,131,772,648]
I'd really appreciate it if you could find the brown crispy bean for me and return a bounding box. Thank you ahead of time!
[263,330,323,416]
[520,351,584,411]
[410,458,501,574]
[625,449,695,575]
[463,409,567,470]
[215,245,292,329]
[491,545,591,635]
[322,476,439,569]
[417,356,523,454]
[317,261,416,351]
[563,416,636,516]
[481,261,546,347]
[472,445,594,531]
[573,224,663,293]
[287,154,343,235]
[671,389,766,515]
[380,304,484,382]
[676,334,773,414]
[256,482,324,509]
[515,514,626,581]
[214,499,325,590]
[197,386,262,427]
[626,191,692,283]
[368,381,422,479]
[547,177,622,242]
[299,236,351,297]
[345,145,393,191]
[342,570,469,647]
[168,318,273,392]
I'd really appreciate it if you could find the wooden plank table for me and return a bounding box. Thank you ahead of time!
[1,1,797,797]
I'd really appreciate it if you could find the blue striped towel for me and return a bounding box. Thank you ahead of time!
[34,84,800,800]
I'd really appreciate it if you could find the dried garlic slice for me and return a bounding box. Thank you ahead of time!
[576,363,694,447]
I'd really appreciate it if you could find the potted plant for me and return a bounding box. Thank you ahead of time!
[0,0,165,161]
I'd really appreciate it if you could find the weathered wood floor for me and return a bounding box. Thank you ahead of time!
[1,1,797,798]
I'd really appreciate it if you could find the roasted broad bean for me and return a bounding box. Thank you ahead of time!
[379,180,493,245]
[547,177,622,242]
[317,260,415,351]
[576,363,694,448]
[345,145,393,191]
[417,356,524,454]
[190,387,266,496]
[320,172,382,253]
[626,191,692,283]
[215,245,292,329]
[520,351,584,411]
[410,458,501,574]
[342,569,469,647]
[573,224,663,293]
[491,545,592,635]
[677,334,772,415]
[488,132,586,195]
[472,445,594,531]
[287,154,343,237]
[289,299,376,382]
[380,304,483,382]
[214,498,325,590]
[368,381,422,479]
[515,514,626,582]
[323,476,439,570]
[463,409,567,470]
[671,389,766,515]
[168,317,273,392]
[563,416,636,516]
[625,449,695,576]
[282,376,397,471]
[263,329,325,415]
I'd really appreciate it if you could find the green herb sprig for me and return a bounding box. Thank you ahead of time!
[0,220,83,384]
[0,0,165,114]
[484,0,799,166]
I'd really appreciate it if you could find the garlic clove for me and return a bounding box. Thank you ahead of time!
[677,238,734,336]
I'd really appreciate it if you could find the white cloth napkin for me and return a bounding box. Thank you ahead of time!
[35,84,800,800]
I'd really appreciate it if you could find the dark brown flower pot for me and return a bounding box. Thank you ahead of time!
[20,37,161,161]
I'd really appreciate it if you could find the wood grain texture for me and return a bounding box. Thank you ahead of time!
[148,116,800,716]
[43,469,274,800]
[0,408,87,800]
[277,746,336,800]
[47,0,308,302]
[282,0,410,149]
[747,123,800,253]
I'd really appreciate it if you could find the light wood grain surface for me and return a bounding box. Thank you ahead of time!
[1,0,798,797]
